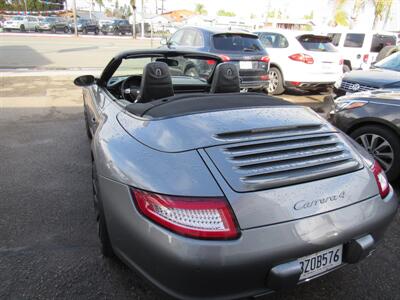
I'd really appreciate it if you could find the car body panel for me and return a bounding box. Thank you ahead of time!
[98,173,398,300]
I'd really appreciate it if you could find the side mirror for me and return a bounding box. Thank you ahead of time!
[74,75,95,86]
[160,38,167,46]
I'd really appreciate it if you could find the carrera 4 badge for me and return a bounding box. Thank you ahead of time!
[294,191,346,211]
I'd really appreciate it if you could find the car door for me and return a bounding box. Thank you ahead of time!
[84,85,106,134]
[167,29,184,49]
[258,32,290,72]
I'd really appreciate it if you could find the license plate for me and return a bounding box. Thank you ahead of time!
[239,61,252,69]
[298,245,342,280]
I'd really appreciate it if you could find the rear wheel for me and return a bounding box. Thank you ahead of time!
[92,161,114,257]
[20,24,25,32]
[350,125,400,181]
[114,28,120,35]
[267,67,285,95]
[376,46,399,62]
[82,27,88,34]
[64,26,69,33]
[94,28,99,35]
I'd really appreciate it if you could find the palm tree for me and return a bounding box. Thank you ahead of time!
[372,0,393,29]
[194,3,207,15]
[130,0,136,38]
[95,0,104,12]
[350,0,366,28]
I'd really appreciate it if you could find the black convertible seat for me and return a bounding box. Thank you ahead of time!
[210,62,240,93]
[136,62,174,103]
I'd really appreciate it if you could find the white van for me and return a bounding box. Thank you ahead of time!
[325,30,397,72]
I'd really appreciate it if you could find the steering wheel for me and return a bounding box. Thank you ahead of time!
[121,75,142,102]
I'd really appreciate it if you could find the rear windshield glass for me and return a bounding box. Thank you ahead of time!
[344,33,365,48]
[213,34,263,52]
[374,52,400,72]
[327,33,341,46]
[370,34,396,52]
[297,35,337,52]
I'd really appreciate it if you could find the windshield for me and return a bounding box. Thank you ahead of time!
[212,34,263,52]
[374,52,400,72]
[44,17,56,22]
[111,55,217,83]
[12,16,23,20]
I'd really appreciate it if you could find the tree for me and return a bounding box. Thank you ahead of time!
[194,3,207,15]
[331,0,349,27]
[130,0,136,38]
[217,9,236,17]
[372,0,393,29]
[95,0,104,12]
[350,0,366,28]
[304,10,314,20]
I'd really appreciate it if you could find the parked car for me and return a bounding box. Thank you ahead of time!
[3,15,39,32]
[0,15,6,28]
[101,19,131,35]
[69,18,99,34]
[37,16,69,33]
[332,89,400,181]
[161,26,270,90]
[325,30,397,72]
[336,51,400,96]
[73,49,397,300]
[255,29,342,95]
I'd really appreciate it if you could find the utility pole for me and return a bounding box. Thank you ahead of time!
[141,0,144,38]
[72,0,78,37]
[24,0,28,15]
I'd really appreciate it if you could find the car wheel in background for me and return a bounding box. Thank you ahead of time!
[64,26,69,33]
[82,27,87,34]
[20,24,25,32]
[114,28,120,35]
[342,64,351,73]
[350,125,400,181]
[92,161,114,258]
[94,28,99,35]
[376,45,399,62]
[102,31,107,35]
[267,67,285,95]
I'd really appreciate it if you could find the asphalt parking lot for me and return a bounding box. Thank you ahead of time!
[0,37,399,300]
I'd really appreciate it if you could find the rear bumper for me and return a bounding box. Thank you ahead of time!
[285,81,335,90]
[99,176,398,300]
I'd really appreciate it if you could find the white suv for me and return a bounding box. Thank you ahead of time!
[3,15,39,32]
[255,29,342,95]
[325,30,397,72]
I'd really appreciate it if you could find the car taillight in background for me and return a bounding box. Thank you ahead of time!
[339,59,344,65]
[219,54,231,62]
[206,59,217,65]
[363,54,369,63]
[289,53,314,64]
[371,161,390,198]
[131,189,239,240]
[260,56,270,63]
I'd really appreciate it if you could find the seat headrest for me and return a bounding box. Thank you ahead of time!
[210,62,240,93]
[136,62,174,103]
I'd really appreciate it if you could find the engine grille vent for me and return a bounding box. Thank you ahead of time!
[205,133,362,192]
[340,81,377,93]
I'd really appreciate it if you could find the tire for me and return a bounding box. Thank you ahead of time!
[94,28,99,35]
[92,161,114,257]
[350,125,400,181]
[267,67,285,95]
[64,26,69,33]
[342,64,351,73]
[114,28,120,35]
[20,25,25,32]
[82,27,87,35]
[376,46,399,62]
[102,31,107,35]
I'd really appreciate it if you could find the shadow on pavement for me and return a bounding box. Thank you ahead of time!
[0,45,52,68]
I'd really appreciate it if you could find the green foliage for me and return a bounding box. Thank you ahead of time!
[194,3,207,15]
[335,9,349,26]
[217,9,236,17]
[0,0,63,12]
[266,10,275,18]
[304,11,314,20]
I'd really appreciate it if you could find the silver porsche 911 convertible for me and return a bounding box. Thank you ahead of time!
[74,49,398,300]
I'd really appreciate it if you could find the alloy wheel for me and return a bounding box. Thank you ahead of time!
[267,70,279,93]
[355,133,394,172]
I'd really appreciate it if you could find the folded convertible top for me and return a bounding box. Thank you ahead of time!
[126,93,293,119]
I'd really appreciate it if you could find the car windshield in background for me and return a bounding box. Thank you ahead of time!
[44,17,56,22]
[344,33,365,48]
[374,52,400,71]
[370,34,396,52]
[298,35,337,52]
[327,33,341,46]
[111,56,217,82]
[213,34,263,52]
[12,16,23,20]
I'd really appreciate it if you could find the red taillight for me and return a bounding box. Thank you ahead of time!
[289,53,314,64]
[363,54,369,63]
[260,74,269,80]
[339,58,344,65]
[131,189,239,240]
[219,54,231,62]
[206,59,217,65]
[290,81,301,86]
[260,56,270,63]
[371,161,390,198]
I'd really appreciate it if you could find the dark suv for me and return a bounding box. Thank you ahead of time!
[161,26,270,90]
[101,19,132,35]
[38,17,69,33]
[69,18,99,34]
